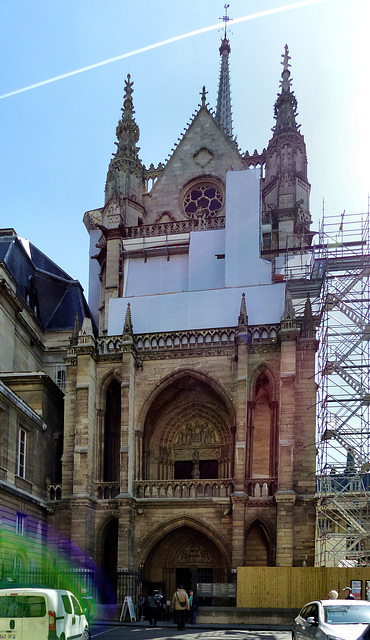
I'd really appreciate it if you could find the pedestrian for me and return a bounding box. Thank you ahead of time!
[171,584,189,630]
[188,589,198,624]
[146,590,159,626]
[343,587,355,600]
[328,590,338,599]
[80,588,96,623]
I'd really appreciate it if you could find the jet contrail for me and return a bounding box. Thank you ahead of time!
[0,0,324,100]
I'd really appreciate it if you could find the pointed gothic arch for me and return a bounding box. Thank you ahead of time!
[137,513,231,566]
[244,520,271,566]
[96,370,123,483]
[246,364,279,480]
[137,369,236,482]
[137,514,231,595]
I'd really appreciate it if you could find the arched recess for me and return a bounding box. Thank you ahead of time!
[96,371,123,483]
[138,516,231,598]
[100,518,118,604]
[244,520,270,566]
[137,370,236,481]
[103,379,121,482]
[246,366,278,480]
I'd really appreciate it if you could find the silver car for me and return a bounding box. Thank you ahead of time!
[292,600,370,640]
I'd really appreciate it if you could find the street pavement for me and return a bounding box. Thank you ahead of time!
[90,619,292,639]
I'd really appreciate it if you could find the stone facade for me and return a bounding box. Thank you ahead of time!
[0,229,93,578]
[47,40,319,606]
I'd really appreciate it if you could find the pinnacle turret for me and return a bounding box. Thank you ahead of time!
[215,4,233,138]
[272,45,300,138]
[105,74,143,204]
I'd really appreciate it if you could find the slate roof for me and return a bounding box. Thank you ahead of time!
[0,229,95,333]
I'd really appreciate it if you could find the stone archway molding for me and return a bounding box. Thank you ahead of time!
[136,513,231,567]
[137,367,237,431]
[248,362,278,400]
[97,369,124,412]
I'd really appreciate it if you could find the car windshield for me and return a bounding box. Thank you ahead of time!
[324,605,370,625]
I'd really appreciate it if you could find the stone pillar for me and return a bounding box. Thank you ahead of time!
[231,494,247,568]
[275,491,296,566]
[120,351,136,495]
[276,317,299,565]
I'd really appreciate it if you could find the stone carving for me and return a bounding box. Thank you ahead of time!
[176,421,218,446]
[178,544,212,564]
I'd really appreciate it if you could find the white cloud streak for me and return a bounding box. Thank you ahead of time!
[0,0,325,100]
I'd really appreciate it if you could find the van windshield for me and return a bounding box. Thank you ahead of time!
[0,595,46,617]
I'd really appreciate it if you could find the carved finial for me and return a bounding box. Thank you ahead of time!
[281,44,291,73]
[272,44,299,138]
[301,294,315,339]
[123,302,133,334]
[283,290,295,320]
[201,86,208,107]
[69,312,80,345]
[238,293,248,329]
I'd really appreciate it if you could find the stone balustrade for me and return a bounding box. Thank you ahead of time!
[96,482,120,500]
[245,478,277,497]
[134,479,234,499]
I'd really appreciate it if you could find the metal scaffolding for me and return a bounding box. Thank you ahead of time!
[315,208,370,566]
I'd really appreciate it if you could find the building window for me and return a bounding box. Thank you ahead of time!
[17,428,27,478]
[16,512,26,536]
[55,365,66,393]
[183,179,224,218]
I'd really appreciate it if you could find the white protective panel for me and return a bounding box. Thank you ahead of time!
[225,169,272,287]
[124,254,189,296]
[188,229,225,290]
[108,283,285,335]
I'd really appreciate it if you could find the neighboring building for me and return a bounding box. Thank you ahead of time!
[0,229,93,577]
[48,36,319,604]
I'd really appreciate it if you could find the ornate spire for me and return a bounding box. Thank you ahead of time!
[301,295,315,339]
[116,74,140,159]
[238,293,248,330]
[123,302,133,335]
[272,45,299,138]
[215,4,233,138]
[105,74,143,203]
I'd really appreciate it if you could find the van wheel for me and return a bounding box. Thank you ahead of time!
[82,629,91,640]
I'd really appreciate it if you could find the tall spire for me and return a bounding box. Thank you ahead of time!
[215,4,233,138]
[105,74,143,203]
[272,45,299,138]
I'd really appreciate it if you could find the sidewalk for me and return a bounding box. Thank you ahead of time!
[92,618,292,631]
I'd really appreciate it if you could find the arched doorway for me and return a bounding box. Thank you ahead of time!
[141,524,229,604]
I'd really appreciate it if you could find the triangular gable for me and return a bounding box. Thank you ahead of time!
[143,107,244,223]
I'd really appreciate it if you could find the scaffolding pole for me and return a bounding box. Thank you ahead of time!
[315,208,370,566]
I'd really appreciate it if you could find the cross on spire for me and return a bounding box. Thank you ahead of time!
[220,3,231,38]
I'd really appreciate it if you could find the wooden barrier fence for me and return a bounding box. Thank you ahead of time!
[237,567,370,609]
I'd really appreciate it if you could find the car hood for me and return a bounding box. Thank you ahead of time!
[324,623,369,640]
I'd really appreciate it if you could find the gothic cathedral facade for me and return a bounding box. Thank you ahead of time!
[49,38,318,601]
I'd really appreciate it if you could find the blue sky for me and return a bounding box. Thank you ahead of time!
[0,0,368,294]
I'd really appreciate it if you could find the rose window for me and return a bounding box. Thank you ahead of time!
[183,182,223,218]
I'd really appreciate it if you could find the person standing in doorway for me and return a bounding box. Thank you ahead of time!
[171,584,189,630]
[147,590,159,626]
[188,589,198,624]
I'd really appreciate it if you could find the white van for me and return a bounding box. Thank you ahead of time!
[0,587,91,639]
